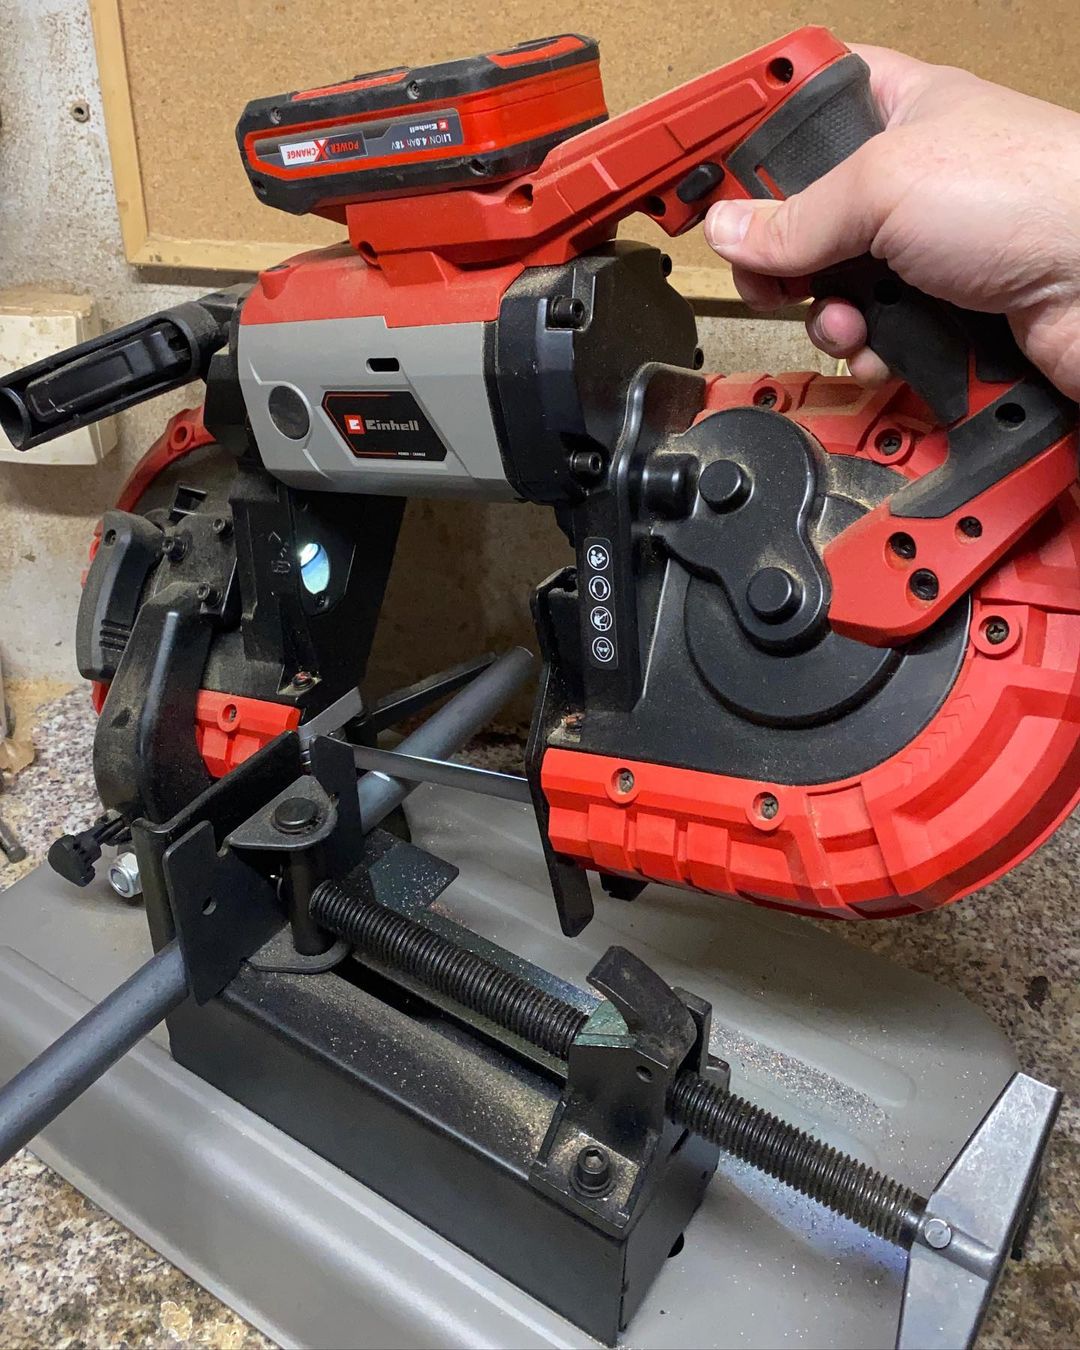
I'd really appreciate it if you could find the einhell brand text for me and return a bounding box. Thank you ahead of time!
[366,418,420,432]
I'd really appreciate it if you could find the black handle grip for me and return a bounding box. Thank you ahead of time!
[728,53,1075,522]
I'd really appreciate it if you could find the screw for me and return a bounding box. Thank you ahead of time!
[562,712,585,731]
[572,1145,614,1197]
[272,797,322,835]
[757,793,779,820]
[754,387,778,408]
[984,616,1010,645]
[569,449,605,483]
[293,671,315,689]
[959,516,982,539]
[212,516,233,538]
[877,431,903,456]
[616,768,635,794]
[889,532,917,561]
[69,99,90,123]
[106,851,141,899]
[548,295,587,329]
[405,79,421,100]
[910,569,939,601]
[922,1217,954,1249]
[195,582,219,605]
[160,531,188,562]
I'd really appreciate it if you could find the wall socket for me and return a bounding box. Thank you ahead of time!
[0,286,118,464]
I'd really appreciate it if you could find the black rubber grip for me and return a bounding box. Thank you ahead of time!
[728,54,1076,519]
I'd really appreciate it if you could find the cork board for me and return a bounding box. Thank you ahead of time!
[91,0,1079,298]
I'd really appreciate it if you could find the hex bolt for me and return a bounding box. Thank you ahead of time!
[212,516,233,538]
[195,582,219,605]
[746,568,801,624]
[106,851,141,900]
[984,616,1011,646]
[548,295,587,330]
[910,569,940,601]
[160,531,188,563]
[572,1145,614,1197]
[922,1216,954,1249]
[616,768,635,794]
[698,460,750,512]
[272,797,322,835]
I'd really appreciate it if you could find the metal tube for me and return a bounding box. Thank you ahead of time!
[0,939,188,1167]
[356,646,534,831]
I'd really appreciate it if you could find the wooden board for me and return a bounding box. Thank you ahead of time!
[91,0,1079,300]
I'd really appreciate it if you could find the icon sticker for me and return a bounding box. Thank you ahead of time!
[586,544,610,570]
[588,574,612,601]
[590,606,614,632]
[591,636,616,663]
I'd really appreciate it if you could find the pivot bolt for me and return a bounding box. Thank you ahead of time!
[746,567,801,623]
[572,1145,614,1197]
[984,616,1010,645]
[272,797,322,835]
[922,1216,953,1249]
[698,460,750,512]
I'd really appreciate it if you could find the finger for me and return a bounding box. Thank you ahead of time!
[805,298,868,357]
[732,266,812,311]
[846,346,892,385]
[731,266,786,311]
[704,147,885,279]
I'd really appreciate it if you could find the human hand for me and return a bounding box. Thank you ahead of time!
[704,45,1080,400]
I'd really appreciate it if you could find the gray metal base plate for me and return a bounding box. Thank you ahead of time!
[0,787,1020,1349]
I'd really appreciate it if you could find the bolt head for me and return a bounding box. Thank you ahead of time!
[923,1216,953,1249]
[272,796,321,834]
[572,1145,613,1197]
[746,567,801,623]
[699,459,751,512]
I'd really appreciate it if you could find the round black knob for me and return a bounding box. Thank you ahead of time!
[746,567,801,623]
[698,459,750,511]
[272,796,321,834]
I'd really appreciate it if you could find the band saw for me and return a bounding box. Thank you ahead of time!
[0,27,1069,1348]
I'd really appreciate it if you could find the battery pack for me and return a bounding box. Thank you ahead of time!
[237,35,607,218]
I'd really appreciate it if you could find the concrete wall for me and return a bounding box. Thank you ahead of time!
[0,0,830,704]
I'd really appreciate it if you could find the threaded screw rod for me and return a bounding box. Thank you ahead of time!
[310,878,926,1246]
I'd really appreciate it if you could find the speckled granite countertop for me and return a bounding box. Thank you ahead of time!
[0,688,1076,1348]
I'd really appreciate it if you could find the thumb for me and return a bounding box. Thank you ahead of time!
[705,151,884,278]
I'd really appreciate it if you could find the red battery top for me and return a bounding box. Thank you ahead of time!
[237,35,607,219]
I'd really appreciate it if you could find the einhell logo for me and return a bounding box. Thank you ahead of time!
[344,414,421,434]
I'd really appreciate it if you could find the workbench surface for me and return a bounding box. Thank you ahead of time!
[0,688,1076,1349]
